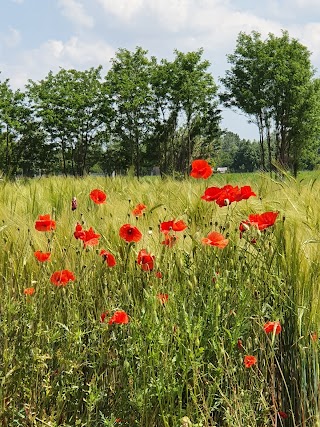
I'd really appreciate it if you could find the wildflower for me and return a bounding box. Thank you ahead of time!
[100,249,116,267]
[100,311,109,323]
[235,185,257,201]
[74,223,85,239]
[263,321,282,335]
[119,224,142,243]
[35,214,56,232]
[190,159,212,179]
[50,270,75,287]
[132,203,147,216]
[137,249,155,271]
[244,355,257,368]
[71,196,77,211]
[74,223,100,247]
[89,189,107,204]
[202,231,229,249]
[162,233,177,247]
[240,212,279,234]
[201,184,256,207]
[83,227,101,247]
[157,293,169,304]
[108,310,129,325]
[34,251,51,262]
[200,186,222,202]
[155,271,163,279]
[24,287,35,296]
[160,219,187,234]
[248,211,279,230]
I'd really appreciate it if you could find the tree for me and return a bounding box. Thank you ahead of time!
[220,30,319,175]
[168,49,220,173]
[150,49,221,175]
[266,32,319,175]
[104,47,157,178]
[0,76,53,177]
[27,67,105,176]
[215,131,259,172]
[220,32,270,170]
[0,77,24,176]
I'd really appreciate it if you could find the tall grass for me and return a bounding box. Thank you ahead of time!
[0,172,319,426]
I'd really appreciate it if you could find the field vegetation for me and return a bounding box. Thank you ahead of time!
[0,170,320,426]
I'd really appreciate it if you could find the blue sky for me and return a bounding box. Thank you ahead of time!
[1,0,320,140]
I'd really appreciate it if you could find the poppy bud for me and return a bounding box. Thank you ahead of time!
[71,197,77,211]
[237,338,244,350]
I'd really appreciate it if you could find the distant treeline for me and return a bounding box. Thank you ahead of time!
[1,30,320,177]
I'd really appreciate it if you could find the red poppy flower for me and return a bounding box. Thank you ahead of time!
[236,185,256,201]
[201,186,222,202]
[216,185,240,207]
[155,271,163,279]
[74,223,85,239]
[240,212,279,236]
[157,293,169,304]
[74,223,100,247]
[100,249,116,267]
[162,233,177,247]
[132,203,147,216]
[202,231,229,249]
[90,188,107,204]
[201,185,256,207]
[263,321,282,335]
[24,287,35,296]
[108,310,129,325]
[35,214,56,232]
[160,219,187,234]
[137,249,155,271]
[100,310,109,323]
[119,224,142,242]
[190,159,212,179]
[34,250,51,262]
[73,222,85,240]
[82,227,101,247]
[244,355,257,368]
[50,270,75,287]
[248,211,279,231]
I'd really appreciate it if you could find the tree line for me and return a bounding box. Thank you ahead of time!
[0,30,320,178]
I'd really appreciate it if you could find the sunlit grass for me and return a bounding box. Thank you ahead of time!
[0,172,319,426]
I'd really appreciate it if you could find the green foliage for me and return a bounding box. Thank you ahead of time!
[216,131,260,172]
[27,67,106,176]
[221,30,320,176]
[0,174,319,426]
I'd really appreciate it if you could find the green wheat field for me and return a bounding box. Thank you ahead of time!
[0,171,320,427]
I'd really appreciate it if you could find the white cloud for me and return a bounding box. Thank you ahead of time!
[2,27,21,48]
[96,0,144,21]
[58,0,95,28]
[1,36,115,89]
[148,0,190,31]
[294,0,320,6]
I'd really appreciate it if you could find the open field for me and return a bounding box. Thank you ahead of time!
[0,171,320,426]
